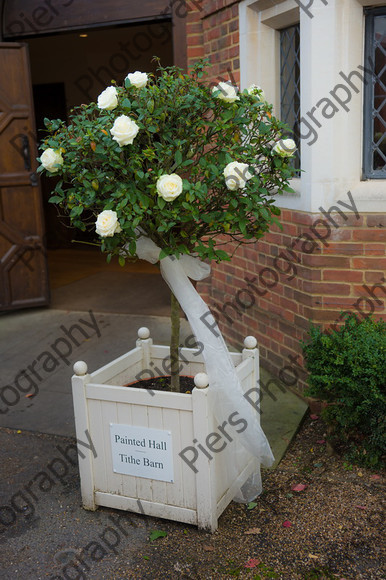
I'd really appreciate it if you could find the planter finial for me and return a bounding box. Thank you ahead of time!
[194,372,209,389]
[138,327,150,339]
[73,361,88,376]
[244,336,257,349]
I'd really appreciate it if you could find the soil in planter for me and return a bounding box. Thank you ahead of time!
[126,375,195,394]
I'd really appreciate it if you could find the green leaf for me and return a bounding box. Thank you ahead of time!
[49,196,62,204]
[159,248,170,260]
[181,159,194,167]
[147,99,155,113]
[149,530,167,542]
[214,250,230,261]
[247,502,257,510]
[118,255,125,267]
[174,149,182,167]
[128,240,136,255]
[222,109,234,122]
[70,205,83,217]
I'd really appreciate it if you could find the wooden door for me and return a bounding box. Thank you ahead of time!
[0,43,49,311]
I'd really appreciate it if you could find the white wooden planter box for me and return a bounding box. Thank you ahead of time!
[72,328,261,532]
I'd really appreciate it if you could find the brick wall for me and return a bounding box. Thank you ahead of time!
[187,0,240,83]
[198,208,386,391]
[187,2,386,391]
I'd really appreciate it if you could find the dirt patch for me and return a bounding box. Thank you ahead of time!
[123,414,385,579]
[125,375,195,394]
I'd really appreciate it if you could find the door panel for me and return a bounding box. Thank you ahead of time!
[0,42,49,310]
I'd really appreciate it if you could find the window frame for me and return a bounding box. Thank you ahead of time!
[279,23,301,174]
[239,0,386,216]
[363,6,386,179]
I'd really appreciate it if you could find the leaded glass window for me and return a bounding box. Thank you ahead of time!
[363,8,386,178]
[280,24,301,175]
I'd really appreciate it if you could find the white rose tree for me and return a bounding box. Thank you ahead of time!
[39,60,296,392]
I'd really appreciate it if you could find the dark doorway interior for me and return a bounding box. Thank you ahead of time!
[33,82,72,249]
[25,22,173,294]
[27,21,173,252]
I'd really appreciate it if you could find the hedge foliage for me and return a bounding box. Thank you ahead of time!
[302,313,386,469]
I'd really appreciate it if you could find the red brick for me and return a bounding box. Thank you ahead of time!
[302,281,351,295]
[364,244,386,256]
[292,212,314,226]
[187,10,200,22]
[352,257,386,269]
[228,45,238,58]
[280,296,299,311]
[302,255,350,268]
[215,9,228,24]
[219,60,233,73]
[322,242,363,255]
[293,290,315,307]
[297,267,322,281]
[312,310,344,322]
[294,314,311,330]
[229,18,238,32]
[188,34,204,46]
[217,35,229,49]
[365,271,386,283]
[322,297,357,307]
[265,327,284,342]
[281,223,298,237]
[280,209,293,222]
[187,22,202,34]
[318,212,363,227]
[281,309,295,322]
[271,341,279,353]
[353,229,386,242]
[323,269,363,282]
[367,215,386,227]
[329,228,352,241]
[353,283,386,300]
[188,46,205,57]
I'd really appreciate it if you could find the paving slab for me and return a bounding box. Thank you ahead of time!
[0,308,191,437]
[260,368,308,468]
[0,428,150,580]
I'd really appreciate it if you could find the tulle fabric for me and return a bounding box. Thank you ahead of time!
[136,236,274,501]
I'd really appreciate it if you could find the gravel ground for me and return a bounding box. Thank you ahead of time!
[126,415,385,580]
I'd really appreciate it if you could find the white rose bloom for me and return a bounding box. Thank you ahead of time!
[40,148,63,173]
[247,84,266,101]
[95,210,122,237]
[97,86,118,110]
[156,174,183,202]
[110,115,140,146]
[223,161,253,190]
[126,71,149,88]
[212,81,239,103]
[272,138,297,157]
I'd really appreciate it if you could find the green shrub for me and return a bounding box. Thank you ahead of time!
[301,313,386,469]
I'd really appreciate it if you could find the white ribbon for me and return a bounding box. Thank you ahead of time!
[136,236,274,501]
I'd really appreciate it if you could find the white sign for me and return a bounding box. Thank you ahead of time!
[110,423,174,482]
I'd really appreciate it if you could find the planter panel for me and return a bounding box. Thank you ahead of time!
[72,329,261,531]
